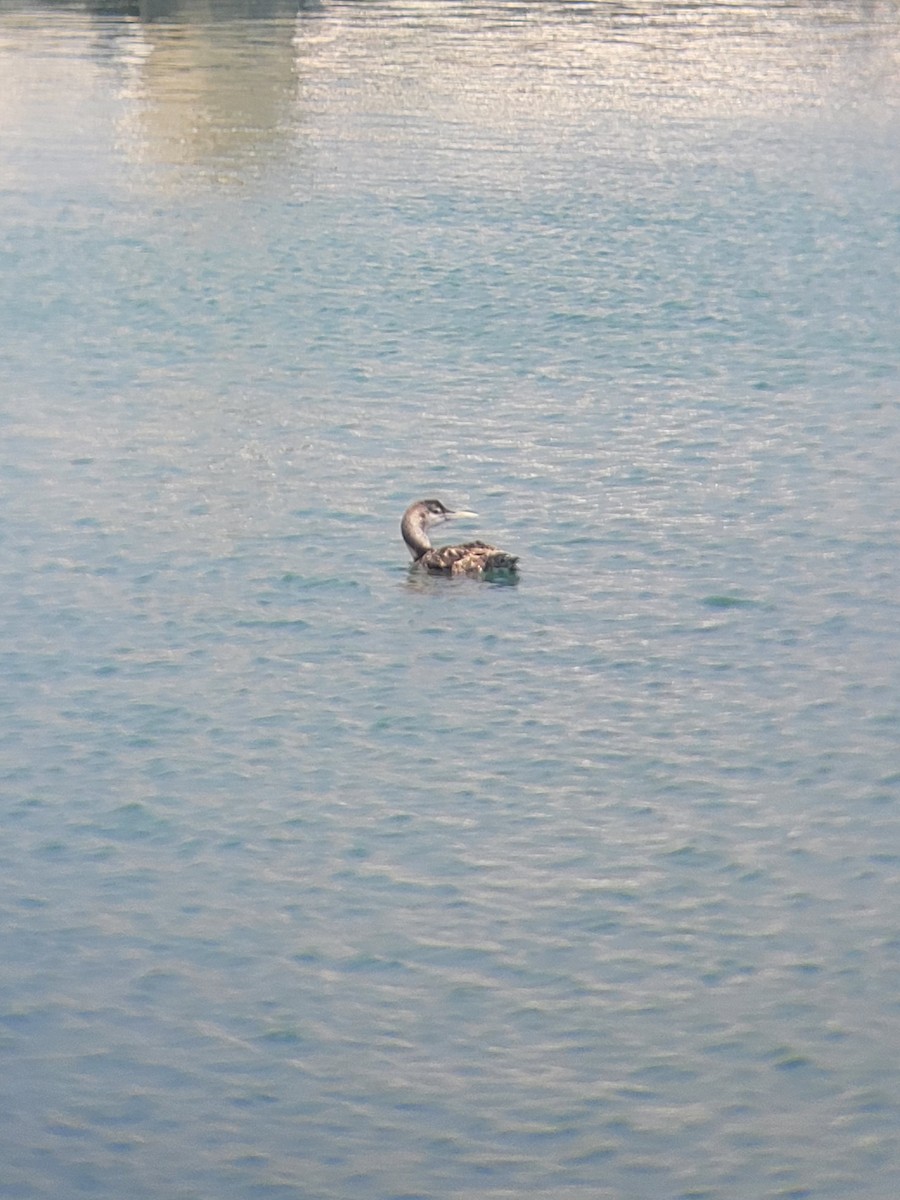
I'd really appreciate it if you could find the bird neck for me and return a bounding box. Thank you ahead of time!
[401,512,433,559]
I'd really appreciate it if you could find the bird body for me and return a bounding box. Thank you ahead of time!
[400,499,519,577]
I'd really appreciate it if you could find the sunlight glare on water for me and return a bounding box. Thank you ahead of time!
[1,1,900,1197]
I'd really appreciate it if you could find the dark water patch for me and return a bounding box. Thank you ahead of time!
[702,595,758,609]
[85,802,177,843]
[257,1027,308,1046]
[235,617,311,632]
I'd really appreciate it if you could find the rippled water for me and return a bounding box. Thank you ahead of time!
[2,1,900,1196]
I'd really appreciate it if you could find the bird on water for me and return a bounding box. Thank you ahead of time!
[400,499,519,577]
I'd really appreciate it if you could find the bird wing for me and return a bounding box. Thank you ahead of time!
[421,542,518,575]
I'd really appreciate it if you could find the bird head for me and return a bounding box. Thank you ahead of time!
[417,499,478,530]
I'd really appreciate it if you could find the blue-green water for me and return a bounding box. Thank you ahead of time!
[2,1,900,1196]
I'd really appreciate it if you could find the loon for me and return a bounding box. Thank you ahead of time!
[401,499,519,576]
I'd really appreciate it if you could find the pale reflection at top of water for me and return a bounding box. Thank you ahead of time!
[120,19,298,168]
[285,1,896,144]
[2,0,898,179]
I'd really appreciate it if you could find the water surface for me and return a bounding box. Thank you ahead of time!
[2,1,900,1197]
